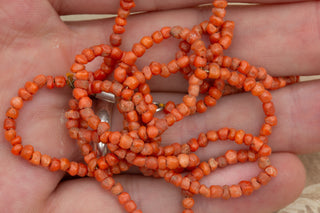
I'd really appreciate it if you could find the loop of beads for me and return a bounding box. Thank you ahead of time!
[3,0,299,212]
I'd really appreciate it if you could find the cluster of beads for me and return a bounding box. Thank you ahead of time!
[3,0,299,212]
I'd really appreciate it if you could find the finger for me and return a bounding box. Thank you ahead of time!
[46,153,305,213]
[50,0,311,15]
[138,79,320,157]
[65,1,320,93]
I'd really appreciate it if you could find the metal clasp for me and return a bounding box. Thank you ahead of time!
[94,92,116,157]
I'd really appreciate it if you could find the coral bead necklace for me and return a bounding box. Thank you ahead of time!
[3,0,299,212]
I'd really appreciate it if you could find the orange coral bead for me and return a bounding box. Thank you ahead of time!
[257,172,271,185]
[189,181,200,194]
[30,151,41,165]
[73,88,88,100]
[181,177,191,190]
[10,97,23,110]
[6,107,19,119]
[119,134,133,149]
[4,118,16,130]
[265,165,278,177]
[122,51,137,66]
[210,185,223,198]
[20,144,33,160]
[10,136,21,146]
[54,76,66,88]
[219,36,232,49]
[265,115,277,126]
[106,153,119,167]
[78,97,92,109]
[213,0,228,8]
[41,154,52,167]
[229,185,242,198]
[77,163,87,177]
[25,81,39,94]
[88,116,100,130]
[259,90,272,103]
[178,154,190,168]
[118,192,131,205]
[170,174,183,187]
[260,123,272,136]
[251,136,263,151]
[111,182,124,195]
[251,82,265,96]
[166,156,179,170]
[182,197,195,209]
[101,177,115,190]
[123,76,139,90]
[237,150,248,163]
[263,102,275,116]
[124,200,137,213]
[147,126,158,139]
[67,161,79,176]
[49,158,61,172]
[206,130,218,141]
[132,43,146,57]
[11,144,23,155]
[5,129,17,142]
[191,168,204,181]
[218,127,229,140]
[225,150,237,164]
[199,185,210,198]
[239,181,254,196]
[60,158,70,171]
[176,56,190,68]
[152,31,163,43]
[140,36,153,49]
[33,74,47,88]
[234,130,245,144]
[133,156,146,167]
[251,177,261,190]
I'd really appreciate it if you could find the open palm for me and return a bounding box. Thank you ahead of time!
[1,0,319,212]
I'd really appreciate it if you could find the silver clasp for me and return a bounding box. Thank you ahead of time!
[94,92,116,157]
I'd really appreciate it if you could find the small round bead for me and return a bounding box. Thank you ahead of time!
[210,185,223,198]
[140,36,153,49]
[265,165,278,177]
[101,177,115,190]
[49,158,61,172]
[182,197,195,209]
[10,97,23,110]
[54,76,66,88]
[239,181,254,196]
[132,43,146,57]
[20,144,34,160]
[124,200,137,212]
[229,185,242,198]
[118,192,131,205]
[147,126,159,139]
[30,151,41,165]
[11,144,23,155]
[257,172,271,185]
[40,154,52,167]
[111,182,124,195]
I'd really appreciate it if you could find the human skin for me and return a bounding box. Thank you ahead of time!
[0,0,319,212]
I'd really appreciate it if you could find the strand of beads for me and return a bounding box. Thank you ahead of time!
[65,1,283,213]
[4,75,90,177]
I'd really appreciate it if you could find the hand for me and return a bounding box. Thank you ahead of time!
[1,0,319,212]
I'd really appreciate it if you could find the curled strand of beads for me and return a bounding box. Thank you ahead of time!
[4,0,298,213]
